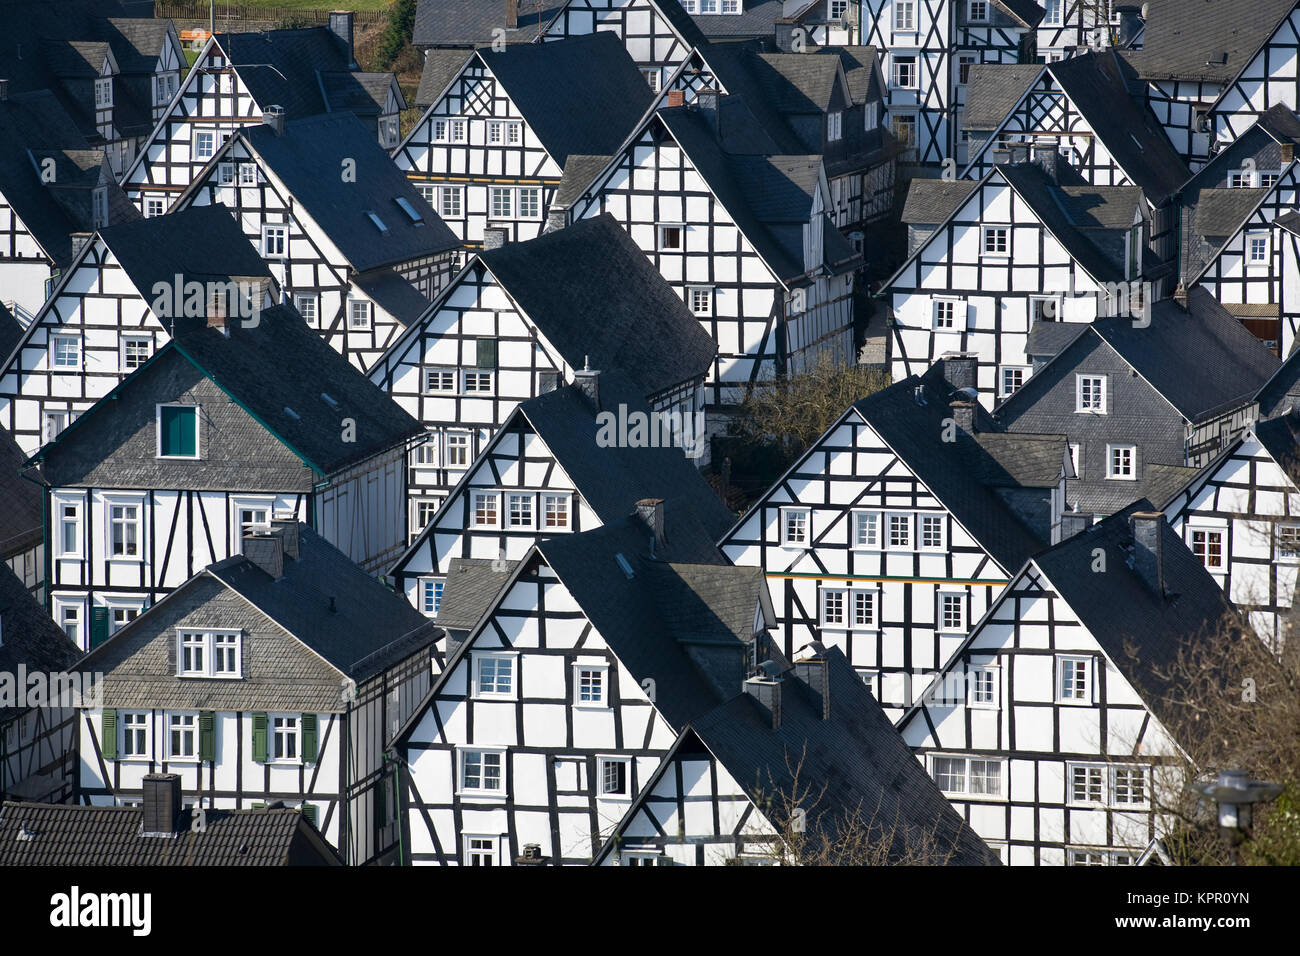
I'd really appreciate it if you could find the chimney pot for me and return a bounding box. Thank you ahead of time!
[141,773,184,835]
[1129,512,1165,596]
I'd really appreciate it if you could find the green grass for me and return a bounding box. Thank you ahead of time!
[221,0,391,10]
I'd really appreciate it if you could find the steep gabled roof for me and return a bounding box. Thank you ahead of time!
[413,0,564,47]
[901,179,978,223]
[237,113,460,272]
[478,214,715,395]
[0,565,80,724]
[98,16,177,74]
[318,70,403,117]
[435,557,520,632]
[475,35,654,166]
[1121,0,1296,83]
[414,48,474,109]
[962,63,1044,130]
[1254,410,1300,479]
[0,425,42,561]
[0,802,341,866]
[993,0,1046,28]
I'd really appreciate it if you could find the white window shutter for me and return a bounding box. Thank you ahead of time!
[956,299,971,329]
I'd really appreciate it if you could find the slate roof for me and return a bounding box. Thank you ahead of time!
[1192,188,1267,237]
[0,565,81,724]
[1254,410,1300,479]
[552,154,614,208]
[39,39,111,78]
[844,368,1049,572]
[1089,289,1279,423]
[0,801,341,865]
[599,647,999,866]
[1032,501,1240,733]
[831,46,880,105]
[478,214,715,395]
[318,71,400,117]
[436,558,519,631]
[993,0,1046,27]
[414,48,473,108]
[98,16,174,74]
[413,0,564,47]
[962,64,1043,130]
[968,432,1069,487]
[0,426,43,561]
[1122,0,1296,83]
[1255,347,1300,419]
[901,179,978,224]
[1025,319,1087,359]
[352,268,436,327]
[236,113,461,272]
[687,0,792,38]
[474,35,654,166]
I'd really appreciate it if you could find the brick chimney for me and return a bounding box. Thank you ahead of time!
[1129,512,1165,596]
[141,773,184,836]
[666,89,685,108]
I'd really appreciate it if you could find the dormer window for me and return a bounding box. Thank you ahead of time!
[95,78,113,108]
[176,629,242,678]
[1227,169,1256,188]
[92,187,109,230]
[827,111,843,142]
[968,0,989,22]
[157,404,199,458]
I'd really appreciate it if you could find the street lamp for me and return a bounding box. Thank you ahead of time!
[1186,769,1283,864]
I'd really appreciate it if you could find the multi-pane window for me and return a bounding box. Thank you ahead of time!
[781,508,810,546]
[822,589,875,628]
[440,186,464,218]
[1190,528,1225,569]
[178,630,241,678]
[122,712,149,758]
[465,836,497,866]
[642,67,661,91]
[463,370,494,393]
[894,0,916,30]
[599,758,629,797]
[460,750,503,792]
[892,56,917,88]
[145,198,164,218]
[1058,655,1091,702]
[239,163,259,185]
[689,287,713,315]
[517,188,540,219]
[415,500,438,531]
[577,668,604,705]
[476,655,513,696]
[1043,0,1062,24]
[424,368,456,393]
[968,0,989,20]
[826,111,842,142]
[1107,444,1135,479]
[123,337,152,370]
[348,300,372,330]
[888,513,912,549]
[52,334,81,368]
[983,226,1009,255]
[934,299,956,329]
[213,633,239,675]
[1000,366,1026,396]
[273,716,299,761]
[853,511,878,549]
[110,606,137,634]
[1227,169,1255,188]
[60,605,79,643]
[1246,232,1270,264]
[487,121,505,144]
[958,53,977,85]
[490,187,513,218]
[57,501,81,556]
[1076,374,1106,412]
[194,130,216,159]
[261,224,287,257]
[473,492,500,527]
[109,502,140,557]
[445,432,470,468]
[1113,767,1147,805]
[970,667,996,706]
[420,578,443,615]
[933,756,965,792]
[433,119,448,141]
[413,442,439,471]
[821,589,845,626]
[543,494,570,529]
[507,493,534,528]
[218,162,235,185]
[892,114,917,148]
[1070,850,1105,866]
[168,713,197,759]
[451,120,467,142]
[920,514,945,550]
[179,632,205,675]
[852,591,876,628]
[294,295,318,325]
[932,756,1002,795]
[939,593,964,631]
[1276,523,1300,562]
[1071,765,1105,803]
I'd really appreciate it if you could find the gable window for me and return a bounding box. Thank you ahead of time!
[892,56,917,89]
[598,757,630,798]
[424,368,457,393]
[1000,366,1027,396]
[507,492,534,528]
[218,162,235,185]
[167,713,198,760]
[272,715,300,762]
[55,498,82,557]
[464,835,499,866]
[968,665,998,708]
[95,78,113,108]
[1069,849,1106,866]
[895,0,916,31]
[157,404,199,458]
[657,224,684,250]
[440,186,464,219]
[433,119,449,141]
[1275,523,1300,563]
[642,67,661,91]
[177,630,242,678]
[107,500,141,558]
[490,187,513,219]
[939,593,965,632]
[463,370,494,394]
[445,431,471,468]
[239,163,259,185]
[459,748,504,794]
[122,336,152,370]
[1246,231,1270,266]
[475,653,515,698]
[919,514,945,550]
[982,226,1009,256]
[517,187,541,219]
[543,493,571,530]
[121,712,150,759]
[145,197,165,218]
[261,224,287,258]
[827,111,843,142]
[92,187,109,230]
[1057,655,1092,703]
[1189,527,1225,569]
[44,410,70,444]
[1075,374,1106,413]
[1106,444,1135,479]
[420,578,444,615]
[931,755,1003,796]
[780,508,810,547]
[852,510,879,549]
[348,300,373,331]
[688,286,713,315]
[193,130,217,160]
[887,512,912,550]
[1227,169,1255,188]
[51,334,81,369]
[968,0,989,21]
[575,664,607,706]
[472,491,501,528]
[1260,171,1281,189]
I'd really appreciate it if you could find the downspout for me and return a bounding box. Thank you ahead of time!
[383,750,406,866]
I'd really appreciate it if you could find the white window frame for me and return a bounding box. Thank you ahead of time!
[1275,522,1300,563]
[217,161,235,185]
[982,225,1010,257]
[462,369,495,395]
[930,754,1005,799]
[933,298,961,330]
[885,512,914,551]
[54,495,83,558]
[1245,231,1271,267]
[657,223,684,251]
[165,712,199,761]
[193,129,217,161]
[1188,525,1226,570]
[261,223,288,258]
[444,431,472,469]
[506,491,535,529]
[458,747,506,797]
[1075,374,1107,414]
[44,409,70,445]
[938,591,966,633]
[104,495,144,562]
[463,834,501,866]
[967,663,1000,709]
[347,299,373,331]
[473,651,516,699]
[144,197,165,218]
[120,710,151,761]
[516,187,541,220]
[1056,654,1093,704]
[423,367,457,394]
[1111,765,1149,807]
[1042,0,1063,26]
[891,55,917,89]
[230,497,273,550]
[293,295,318,325]
[780,507,811,548]
[156,403,200,460]
[490,186,513,219]
[121,336,153,371]
[439,185,464,219]
[270,714,301,764]
[597,755,632,800]
[238,163,259,185]
[1067,763,1107,806]
[851,510,879,550]
[574,662,609,708]
[176,629,242,679]
[688,286,713,316]
[918,513,946,552]
[827,110,843,142]
[999,365,1028,397]
[894,0,916,32]
[1106,443,1136,480]
[471,491,501,528]
[968,0,989,22]
[50,333,81,369]
[419,577,444,616]
[542,493,571,531]
[414,499,439,532]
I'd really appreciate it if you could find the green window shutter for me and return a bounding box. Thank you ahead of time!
[251,801,266,809]
[90,607,110,648]
[251,712,268,763]
[100,708,117,760]
[302,803,318,827]
[476,338,497,369]
[301,713,318,763]
[159,406,197,457]
[199,711,215,762]
[376,775,387,827]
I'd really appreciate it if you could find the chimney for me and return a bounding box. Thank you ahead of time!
[1009,142,1030,164]
[636,498,666,551]
[141,773,184,836]
[262,104,285,136]
[942,353,977,393]
[1284,143,1295,165]
[950,400,977,435]
[1129,512,1165,596]
[329,11,357,69]
[1032,137,1060,182]
[206,285,231,335]
[243,527,285,579]
[545,206,567,232]
[792,652,831,720]
[0,78,8,102]
[773,20,798,53]
[1115,5,1142,47]
[537,370,561,393]
[482,226,508,250]
[1057,511,1093,542]
[270,518,300,560]
[505,0,519,30]
[574,363,600,410]
[992,147,1012,166]
[744,675,782,729]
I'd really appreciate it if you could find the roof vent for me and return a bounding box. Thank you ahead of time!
[284,407,300,421]
[262,104,286,136]
[394,196,424,224]
[366,211,389,234]
[320,392,340,410]
[615,552,634,580]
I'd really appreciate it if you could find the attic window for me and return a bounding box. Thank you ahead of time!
[394,197,424,225]
[615,553,635,580]
[366,211,389,234]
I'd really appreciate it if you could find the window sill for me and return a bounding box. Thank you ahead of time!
[455,790,507,802]
[940,791,1006,803]
[1055,697,1093,706]
[573,702,609,710]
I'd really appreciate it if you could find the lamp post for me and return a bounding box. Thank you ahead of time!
[1186,769,1283,865]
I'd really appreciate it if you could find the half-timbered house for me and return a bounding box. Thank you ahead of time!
[25,307,424,645]
[176,111,462,372]
[593,644,999,865]
[887,153,1151,407]
[994,290,1279,516]
[73,522,437,865]
[898,503,1238,865]
[567,100,860,405]
[119,14,406,216]
[1201,0,1300,150]
[395,33,653,249]
[1164,410,1300,652]
[391,507,774,865]
[0,564,81,804]
[0,205,273,458]
[719,360,1070,720]
[368,214,716,513]
[389,369,734,618]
